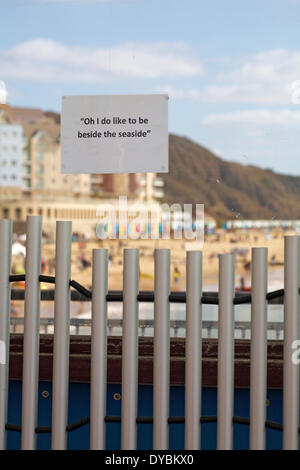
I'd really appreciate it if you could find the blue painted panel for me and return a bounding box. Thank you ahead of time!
[6,380,286,450]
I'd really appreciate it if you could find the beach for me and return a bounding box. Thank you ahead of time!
[35,227,291,292]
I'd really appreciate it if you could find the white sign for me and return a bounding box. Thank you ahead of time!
[61,94,168,174]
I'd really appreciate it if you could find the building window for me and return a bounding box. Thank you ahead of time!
[37,164,44,175]
[23,179,31,189]
[37,178,44,189]
[38,137,45,150]
[3,208,9,218]
[15,208,21,220]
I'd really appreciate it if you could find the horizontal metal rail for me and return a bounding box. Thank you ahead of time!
[5,415,298,434]
[9,317,286,339]
[10,286,285,304]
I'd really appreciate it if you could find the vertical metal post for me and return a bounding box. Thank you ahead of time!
[185,251,202,450]
[250,247,268,450]
[51,221,72,450]
[283,236,299,450]
[21,216,42,450]
[0,219,12,450]
[121,249,139,450]
[153,249,170,450]
[90,249,108,450]
[217,253,235,450]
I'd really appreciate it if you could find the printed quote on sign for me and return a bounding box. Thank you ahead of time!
[78,116,152,139]
[61,94,168,173]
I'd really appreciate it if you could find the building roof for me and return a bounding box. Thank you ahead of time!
[0,104,60,140]
[0,104,18,123]
[23,120,60,142]
[11,106,46,124]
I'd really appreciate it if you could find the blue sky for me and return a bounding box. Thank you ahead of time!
[1,0,300,174]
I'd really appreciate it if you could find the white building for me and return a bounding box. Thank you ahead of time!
[0,123,24,188]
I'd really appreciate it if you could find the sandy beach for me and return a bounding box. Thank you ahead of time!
[26,227,291,293]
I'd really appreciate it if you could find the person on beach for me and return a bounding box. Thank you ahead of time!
[173,266,180,284]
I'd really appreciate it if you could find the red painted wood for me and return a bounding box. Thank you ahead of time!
[8,335,284,389]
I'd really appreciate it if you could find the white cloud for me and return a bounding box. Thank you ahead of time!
[201,109,300,126]
[218,49,300,83]
[0,38,204,83]
[201,83,293,104]
[154,84,201,100]
[156,47,300,104]
[157,83,293,105]
[201,49,300,104]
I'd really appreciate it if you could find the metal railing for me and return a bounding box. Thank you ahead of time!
[9,316,286,339]
[0,216,299,450]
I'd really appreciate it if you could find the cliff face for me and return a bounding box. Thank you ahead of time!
[162,134,300,220]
